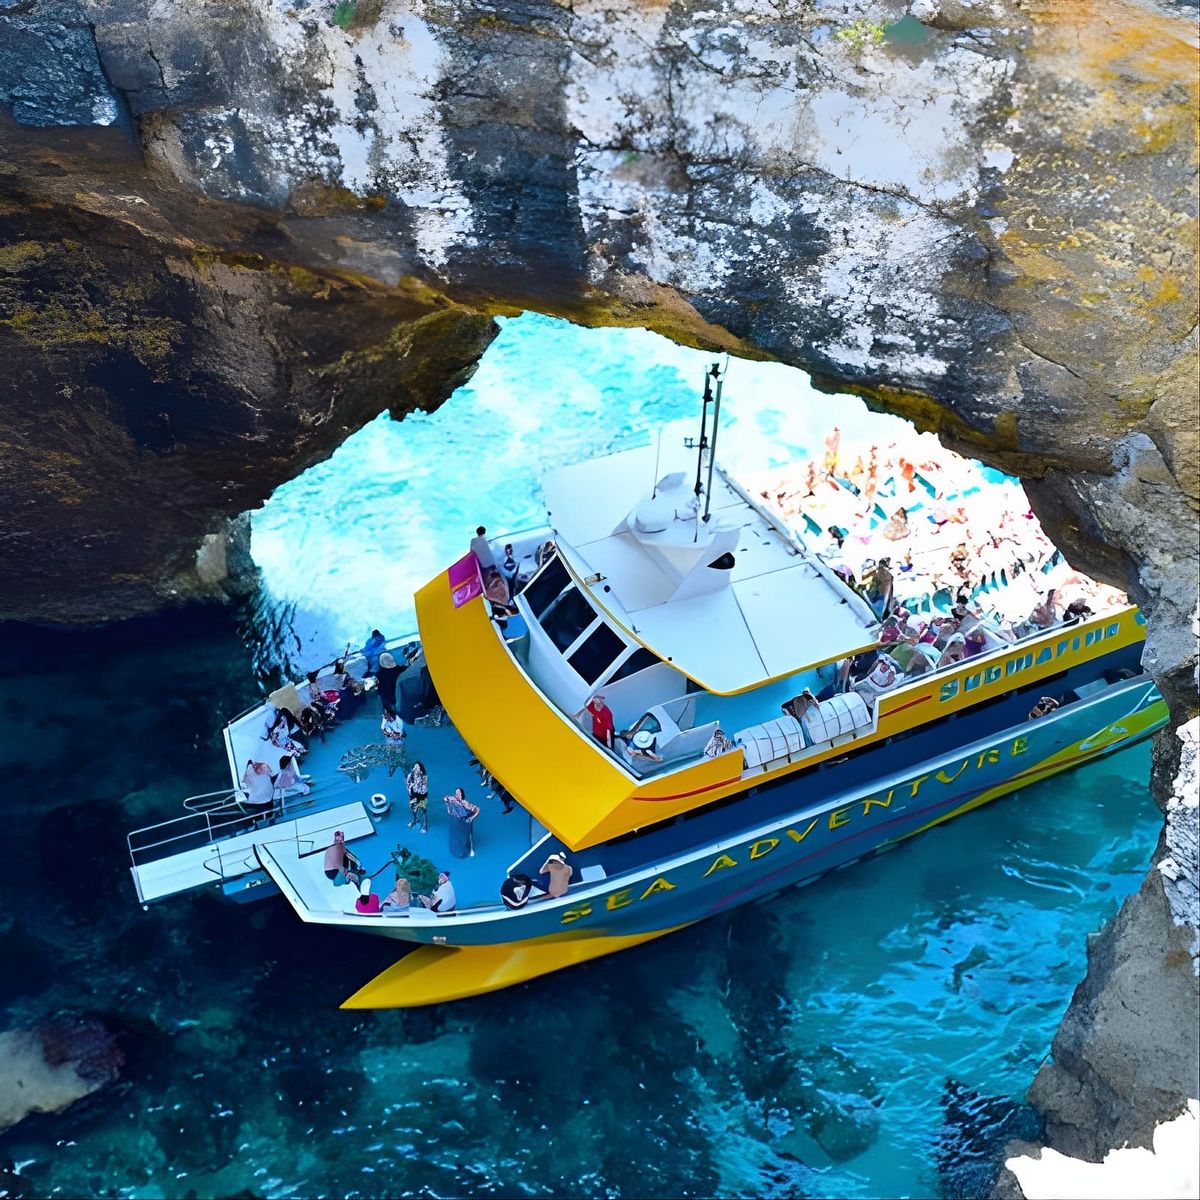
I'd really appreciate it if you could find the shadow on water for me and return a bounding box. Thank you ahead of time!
[0,601,1161,1199]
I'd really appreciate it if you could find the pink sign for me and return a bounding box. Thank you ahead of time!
[449,551,484,608]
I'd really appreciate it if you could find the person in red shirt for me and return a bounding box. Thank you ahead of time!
[579,693,615,749]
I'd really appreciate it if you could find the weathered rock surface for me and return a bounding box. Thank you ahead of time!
[0,1013,123,1132]
[0,0,1196,1161]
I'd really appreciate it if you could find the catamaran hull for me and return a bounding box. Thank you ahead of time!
[337,674,1165,1005]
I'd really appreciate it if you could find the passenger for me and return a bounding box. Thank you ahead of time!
[499,543,521,591]
[628,729,663,764]
[361,629,388,675]
[406,760,429,832]
[949,592,978,625]
[470,526,497,573]
[381,706,406,742]
[264,708,305,758]
[273,754,309,797]
[298,706,323,742]
[375,651,402,712]
[939,633,967,666]
[578,693,615,750]
[1062,598,1093,625]
[445,787,480,859]
[494,782,517,815]
[297,670,321,710]
[500,872,535,910]
[853,654,899,698]
[1029,695,1060,719]
[419,871,457,913]
[782,689,820,721]
[355,879,381,914]
[826,525,846,552]
[879,615,904,645]
[704,729,735,757]
[323,831,361,887]
[963,628,988,658]
[898,549,915,574]
[864,557,894,617]
[330,658,366,712]
[241,760,276,812]
[1027,588,1060,631]
[381,877,411,912]
[539,852,573,898]
[822,425,841,475]
[882,506,910,542]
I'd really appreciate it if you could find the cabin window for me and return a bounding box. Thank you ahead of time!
[608,645,660,683]
[522,555,570,619]
[541,586,598,652]
[568,621,627,684]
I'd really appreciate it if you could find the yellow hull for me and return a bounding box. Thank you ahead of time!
[341,924,689,1009]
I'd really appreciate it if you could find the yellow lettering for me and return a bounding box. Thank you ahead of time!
[639,876,675,900]
[1011,735,1028,757]
[863,793,893,814]
[937,759,970,784]
[786,819,819,843]
[828,806,853,830]
[703,853,738,877]
[908,774,931,798]
[561,904,592,925]
[606,889,633,911]
[976,748,1000,768]
[749,838,779,860]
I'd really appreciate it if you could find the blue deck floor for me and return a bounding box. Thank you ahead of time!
[284,700,545,909]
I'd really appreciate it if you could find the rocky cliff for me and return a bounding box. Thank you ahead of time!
[1,0,1196,1160]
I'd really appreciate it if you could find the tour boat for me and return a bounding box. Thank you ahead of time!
[127,378,1167,1008]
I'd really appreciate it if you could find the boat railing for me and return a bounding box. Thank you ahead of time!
[222,631,423,727]
[878,608,1115,699]
[127,799,258,872]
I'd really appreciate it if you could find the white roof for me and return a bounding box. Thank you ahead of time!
[542,435,879,694]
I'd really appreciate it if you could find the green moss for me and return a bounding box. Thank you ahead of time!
[0,241,47,272]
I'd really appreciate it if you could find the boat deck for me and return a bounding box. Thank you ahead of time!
[282,703,547,910]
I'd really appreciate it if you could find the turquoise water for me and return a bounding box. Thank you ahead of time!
[250,313,914,667]
[0,314,1162,1198]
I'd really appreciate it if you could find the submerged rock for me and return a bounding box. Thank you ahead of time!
[935,1078,1041,1199]
[0,1013,123,1132]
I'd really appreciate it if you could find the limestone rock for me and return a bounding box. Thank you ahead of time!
[0,0,1196,1168]
[0,1013,123,1132]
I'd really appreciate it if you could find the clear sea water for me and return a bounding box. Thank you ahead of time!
[0,314,1160,1198]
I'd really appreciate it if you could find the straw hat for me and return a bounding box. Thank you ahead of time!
[379,652,396,669]
[632,730,655,750]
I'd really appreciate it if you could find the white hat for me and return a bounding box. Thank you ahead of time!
[632,730,655,750]
[379,652,397,669]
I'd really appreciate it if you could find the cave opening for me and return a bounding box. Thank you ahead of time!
[249,310,949,667]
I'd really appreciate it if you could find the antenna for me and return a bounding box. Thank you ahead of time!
[702,365,725,523]
[692,362,719,501]
[651,425,663,498]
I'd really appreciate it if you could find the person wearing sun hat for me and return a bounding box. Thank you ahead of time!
[628,729,663,764]
[376,651,401,711]
[538,852,573,899]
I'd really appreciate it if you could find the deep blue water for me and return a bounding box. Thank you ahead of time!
[0,314,1161,1198]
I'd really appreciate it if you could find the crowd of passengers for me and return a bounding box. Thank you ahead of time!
[321,828,577,917]
[234,581,584,917]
